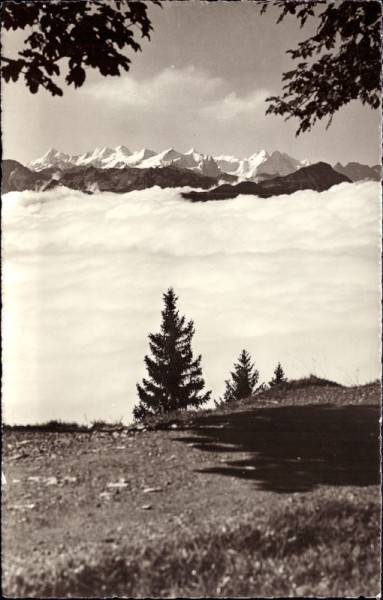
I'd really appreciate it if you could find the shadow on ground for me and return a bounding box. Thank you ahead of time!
[175,404,380,493]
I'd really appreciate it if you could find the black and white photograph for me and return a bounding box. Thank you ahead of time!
[1,0,381,597]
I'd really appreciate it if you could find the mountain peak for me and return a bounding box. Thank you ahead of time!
[136,148,156,158]
[43,148,67,159]
[93,147,114,155]
[114,145,131,155]
[27,146,363,184]
[159,148,183,160]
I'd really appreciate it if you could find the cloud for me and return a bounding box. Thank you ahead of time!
[2,182,381,424]
[85,66,269,124]
[86,65,223,110]
[201,89,270,122]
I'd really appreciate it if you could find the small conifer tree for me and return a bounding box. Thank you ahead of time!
[269,362,288,387]
[221,349,259,403]
[133,288,211,420]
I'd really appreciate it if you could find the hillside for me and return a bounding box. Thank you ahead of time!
[27,146,310,181]
[1,160,52,194]
[334,161,381,182]
[182,162,352,201]
[2,161,217,194]
[2,380,380,597]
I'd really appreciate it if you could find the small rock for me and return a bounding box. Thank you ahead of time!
[143,486,162,494]
[167,455,177,461]
[142,504,152,510]
[12,503,36,510]
[10,452,29,461]
[116,446,126,450]
[99,492,112,499]
[12,478,21,484]
[45,477,58,486]
[170,424,178,429]
[106,482,129,489]
[63,476,77,483]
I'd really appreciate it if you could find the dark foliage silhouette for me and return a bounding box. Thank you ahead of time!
[269,362,288,387]
[220,349,259,404]
[134,288,211,420]
[1,0,160,95]
[261,1,381,134]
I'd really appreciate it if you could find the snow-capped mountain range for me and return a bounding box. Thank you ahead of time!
[27,146,311,182]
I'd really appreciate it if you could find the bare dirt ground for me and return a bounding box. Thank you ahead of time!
[2,381,381,597]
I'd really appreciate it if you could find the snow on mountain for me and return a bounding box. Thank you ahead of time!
[257,151,310,178]
[214,155,242,174]
[28,146,133,171]
[28,145,311,180]
[214,150,269,180]
[214,150,310,181]
[134,147,223,177]
[122,148,157,167]
[72,147,116,168]
[28,149,72,172]
[170,149,222,178]
[137,148,184,169]
[235,150,269,180]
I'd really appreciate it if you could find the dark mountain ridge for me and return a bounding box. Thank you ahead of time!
[1,160,53,193]
[1,160,218,195]
[0,159,363,200]
[182,163,352,201]
[333,162,381,182]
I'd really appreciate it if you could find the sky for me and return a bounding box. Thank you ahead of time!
[2,1,381,165]
[2,181,381,424]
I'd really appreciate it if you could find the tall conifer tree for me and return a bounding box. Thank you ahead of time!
[269,362,288,387]
[222,350,259,403]
[134,288,211,420]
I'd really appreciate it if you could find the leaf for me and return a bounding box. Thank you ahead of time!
[66,65,86,88]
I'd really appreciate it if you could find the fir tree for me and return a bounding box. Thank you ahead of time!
[222,350,259,403]
[134,288,211,420]
[269,362,288,387]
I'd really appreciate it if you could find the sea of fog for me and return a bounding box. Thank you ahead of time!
[2,181,381,424]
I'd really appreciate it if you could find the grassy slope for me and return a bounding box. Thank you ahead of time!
[2,381,381,597]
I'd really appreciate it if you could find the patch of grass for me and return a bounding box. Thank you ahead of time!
[90,419,124,431]
[2,420,89,433]
[3,418,127,433]
[5,497,380,598]
[280,374,342,388]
